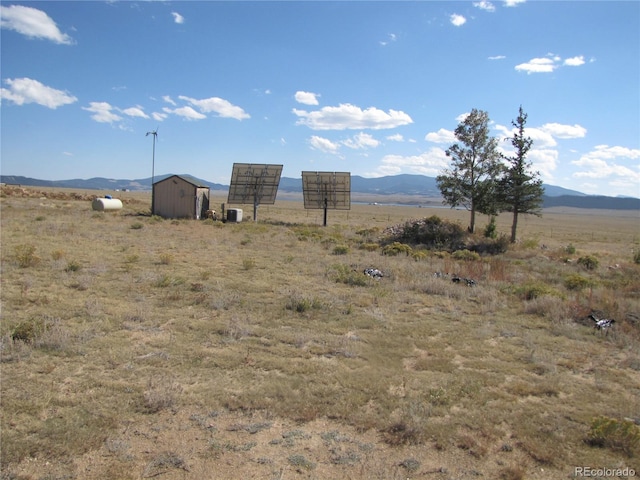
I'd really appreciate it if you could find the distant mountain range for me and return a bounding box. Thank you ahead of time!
[2,173,638,210]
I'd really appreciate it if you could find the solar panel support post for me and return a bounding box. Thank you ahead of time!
[323,197,328,227]
[253,192,258,222]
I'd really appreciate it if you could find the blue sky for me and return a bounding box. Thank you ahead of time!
[1,1,639,197]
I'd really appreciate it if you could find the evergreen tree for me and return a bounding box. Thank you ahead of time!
[436,109,502,233]
[498,106,544,243]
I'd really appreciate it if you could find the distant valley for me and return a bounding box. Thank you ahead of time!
[1,173,639,210]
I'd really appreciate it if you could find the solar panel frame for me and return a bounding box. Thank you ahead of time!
[301,171,351,210]
[227,163,283,205]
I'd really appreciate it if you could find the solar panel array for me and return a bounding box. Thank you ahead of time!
[301,171,351,210]
[227,163,283,205]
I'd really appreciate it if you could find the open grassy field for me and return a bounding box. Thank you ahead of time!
[1,185,639,480]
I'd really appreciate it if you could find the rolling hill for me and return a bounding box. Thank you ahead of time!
[2,174,638,210]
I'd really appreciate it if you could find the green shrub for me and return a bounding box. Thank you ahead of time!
[64,260,82,272]
[14,244,40,268]
[359,243,379,252]
[469,235,510,255]
[634,249,640,264]
[294,227,323,242]
[382,242,413,256]
[242,258,256,270]
[564,274,593,291]
[521,238,539,250]
[288,455,316,470]
[586,416,640,456]
[565,244,576,255]
[411,250,428,261]
[152,274,184,288]
[484,216,497,239]
[130,222,144,230]
[389,215,466,251]
[577,255,599,270]
[125,254,139,264]
[330,264,368,286]
[513,282,558,300]
[285,294,323,313]
[452,249,481,261]
[355,227,380,242]
[11,318,46,343]
[159,253,174,265]
[332,244,350,255]
[399,458,421,472]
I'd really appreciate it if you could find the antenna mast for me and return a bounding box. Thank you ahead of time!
[146,127,158,215]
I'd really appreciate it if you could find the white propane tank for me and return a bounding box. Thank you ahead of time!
[92,197,123,211]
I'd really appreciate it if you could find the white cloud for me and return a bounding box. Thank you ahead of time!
[293,103,413,130]
[455,112,470,123]
[527,149,558,181]
[309,135,340,154]
[378,148,450,177]
[179,95,250,120]
[171,12,184,24]
[1,77,77,109]
[4,79,75,109]
[522,128,558,148]
[343,132,380,150]
[571,146,640,187]
[386,133,404,142]
[162,105,206,120]
[515,57,557,74]
[425,128,456,144]
[540,122,587,139]
[494,123,557,148]
[295,91,320,106]
[0,4,73,44]
[563,55,585,67]
[473,1,496,12]
[450,14,467,27]
[515,53,587,74]
[83,102,122,123]
[152,112,168,122]
[162,95,177,106]
[380,33,397,46]
[488,55,506,60]
[504,0,526,6]
[121,106,149,119]
[496,122,586,150]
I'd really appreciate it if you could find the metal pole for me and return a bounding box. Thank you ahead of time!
[254,196,258,222]
[152,134,155,185]
[323,197,328,227]
[151,134,155,215]
[147,129,157,215]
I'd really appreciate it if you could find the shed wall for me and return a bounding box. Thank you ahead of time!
[154,176,197,219]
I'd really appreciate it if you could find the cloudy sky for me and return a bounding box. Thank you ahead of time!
[1,1,639,197]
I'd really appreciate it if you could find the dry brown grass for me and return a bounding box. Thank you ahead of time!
[1,186,639,479]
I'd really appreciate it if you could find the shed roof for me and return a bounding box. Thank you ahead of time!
[154,174,209,188]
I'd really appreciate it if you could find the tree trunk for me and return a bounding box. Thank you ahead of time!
[469,207,476,233]
[511,211,519,243]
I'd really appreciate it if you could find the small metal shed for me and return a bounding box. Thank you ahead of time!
[152,174,210,219]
